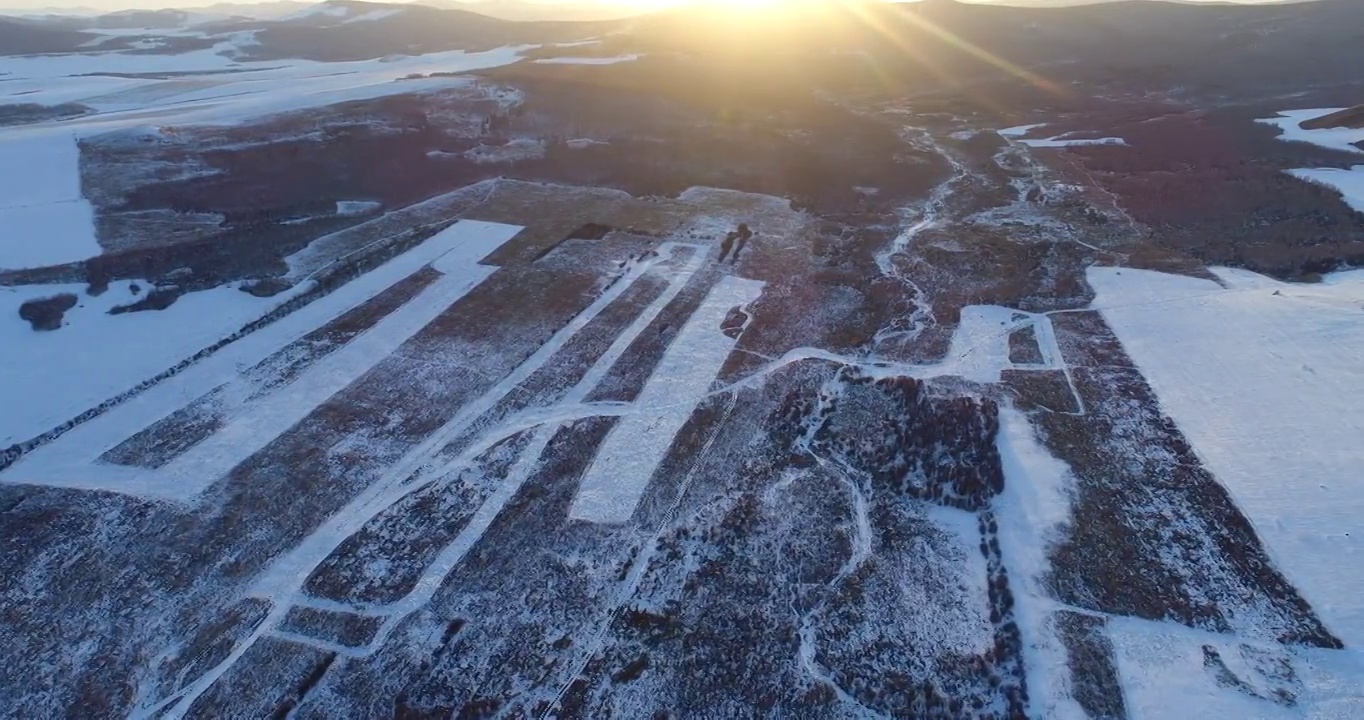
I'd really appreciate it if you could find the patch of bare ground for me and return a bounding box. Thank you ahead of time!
[999,369,1080,416]
[181,637,332,720]
[313,417,629,720]
[280,606,383,649]
[1007,325,1043,365]
[1055,611,1127,720]
[299,431,531,607]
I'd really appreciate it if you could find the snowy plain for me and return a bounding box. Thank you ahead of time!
[0,41,534,129]
[1089,265,1364,651]
[1258,108,1364,155]
[1288,166,1364,214]
[532,54,642,65]
[1109,616,1364,719]
[0,278,298,447]
[0,134,101,269]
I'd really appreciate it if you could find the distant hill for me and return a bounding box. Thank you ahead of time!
[90,8,192,27]
[0,15,96,54]
[418,0,651,22]
[1301,106,1364,130]
[607,0,1364,97]
[243,0,619,60]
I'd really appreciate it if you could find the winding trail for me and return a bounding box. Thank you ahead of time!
[872,128,970,349]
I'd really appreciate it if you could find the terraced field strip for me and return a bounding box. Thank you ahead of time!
[2,220,522,502]
[142,243,706,719]
[570,274,765,524]
[156,224,517,493]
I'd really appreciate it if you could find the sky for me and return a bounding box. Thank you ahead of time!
[0,0,671,13]
[0,0,1293,17]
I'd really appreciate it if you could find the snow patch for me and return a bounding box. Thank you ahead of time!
[0,279,299,447]
[341,8,403,23]
[570,274,765,524]
[336,199,382,216]
[994,407,1087,719]
[998,123,1046,138]
[1020,134,1127,148]
[1287,165,1364,213]
[1257,108,1364,155]
[0,133,101,269]
[532,54,642,65]
[1109,616,1364,719]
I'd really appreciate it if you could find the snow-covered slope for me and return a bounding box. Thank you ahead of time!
[0,133,100,269]
[1089,265,1364,650]
[1288,166,1364,214]
[1259,108,1364,155]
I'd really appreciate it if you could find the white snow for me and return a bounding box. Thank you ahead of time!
[993,407,1088,719]
[1020,134,1127,148]
[0,133,101,269]
[998,123,1046,138]
[1288,166,1364,213]
[998,124,1126,147]
[1088,265,1364,650]
[0,279,299,447]
[938,306,1061,384]
[1258,108,1364,155]
[0,42,533,130]
[1108,616,1364,719]
[531,54,642,66]
[570,274,765,524]
[335,199,382,216]
[281,2,353,20]
[565,138,608,149]
[0,40,537,272]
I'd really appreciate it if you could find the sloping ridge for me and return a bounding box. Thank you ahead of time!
[245,1,620,61]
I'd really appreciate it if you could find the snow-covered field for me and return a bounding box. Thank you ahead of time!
[532,54,642,65]
[998,123,1047,138]
[996,124,1126,147]
[0,278,298,447]
[1289,166,1364,213]
[1020,134,1127,148]
[1258,109,1364,155]
[1108,616,1364,719]
[1089,265,1364,650]
[0,134,101,269]
[1,220,523,499]
[0,42,532,130]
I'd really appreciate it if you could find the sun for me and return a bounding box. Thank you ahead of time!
[725,0,784,9]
